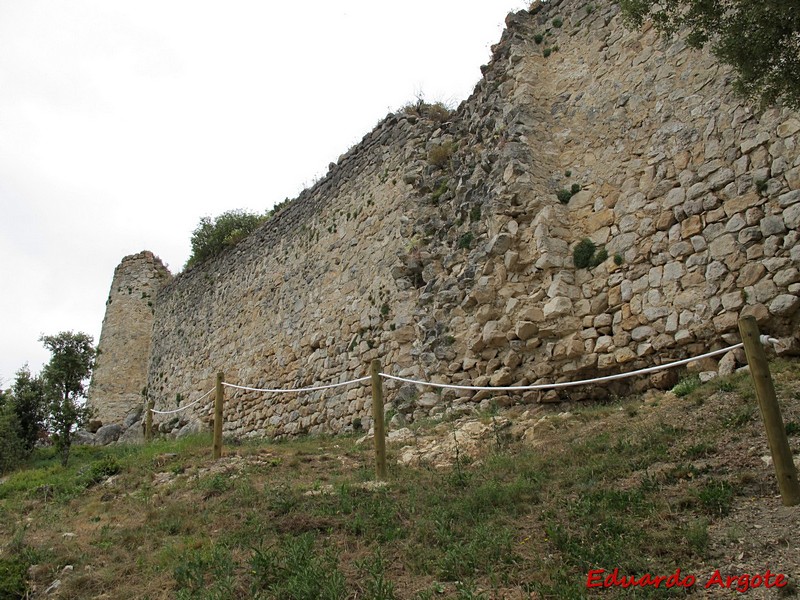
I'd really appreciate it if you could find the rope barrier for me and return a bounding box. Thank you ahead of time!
[379,343,746,392]
[157,334,779,406]
[150,388,214,415]
[222,375,371,394]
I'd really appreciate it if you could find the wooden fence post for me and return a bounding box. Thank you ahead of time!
[370,359,387,481]
[738,316,800,506]
[213,372,224,460]
[145,398,154,442]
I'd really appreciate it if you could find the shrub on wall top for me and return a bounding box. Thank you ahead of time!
[185,209,268,270]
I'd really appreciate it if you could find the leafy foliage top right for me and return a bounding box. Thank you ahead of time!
[619,0,800,110]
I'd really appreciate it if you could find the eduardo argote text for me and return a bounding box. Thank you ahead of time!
[587,568,789,593]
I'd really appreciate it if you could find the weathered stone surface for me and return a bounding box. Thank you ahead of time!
[95,424,123,446]
[73,430,96,446]
[482,321,508,347]
[123,408,143,429]
[718,351,738,377]
[761,216,787,237]
[176,419,205,439]
[737,263,766,287]
[784,203,800,230]
[119,424,145,444]
[543,296,572,319]
[489,368,514,387]
[777,118,800,138]
[515,321,537,341]
[769,294,800,316]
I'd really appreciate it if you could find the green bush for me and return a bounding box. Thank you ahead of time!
[572,239,596,268]
[590,247,609,267]
[534,33,544,44]
[543,47,553,58]
[573,238,608,269]
[556,189,573,203]
[84,456,121,486]
[570,183,581,194]
[552,17,563,27]
[185,209,268,269]
[469,205,481,223]
[0,555,29,599]
[458,232,474,250]
[613,253,624,265]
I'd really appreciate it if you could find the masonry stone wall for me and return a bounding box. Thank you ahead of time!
[87,251,172,424]
[92,0,800,437]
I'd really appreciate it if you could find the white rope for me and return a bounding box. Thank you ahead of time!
[760,335,780,347]
[150,388,214,415]
[379,343,746,392]
[146,335,777,407]
[222,375,371,394]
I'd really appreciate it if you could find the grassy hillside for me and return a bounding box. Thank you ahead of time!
[2,361,800,599]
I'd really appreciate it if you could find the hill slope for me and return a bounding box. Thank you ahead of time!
[2,360,800,599]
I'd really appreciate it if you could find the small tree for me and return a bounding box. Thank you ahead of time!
[10,365,46,451]
[0,402,26,474]
[619,0,800,109]
[40,332,96,467]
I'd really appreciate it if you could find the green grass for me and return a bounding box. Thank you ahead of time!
[249,533,346,600]
[672,374,701,397]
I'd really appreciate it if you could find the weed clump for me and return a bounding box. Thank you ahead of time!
[428,143,454,169]
[469,205,481,223]
[458,232,474,250]
[672,375,701,398]
[573,239,595,268]
[556,188,573,203]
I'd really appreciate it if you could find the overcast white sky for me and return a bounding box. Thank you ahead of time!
[0,0,525,387]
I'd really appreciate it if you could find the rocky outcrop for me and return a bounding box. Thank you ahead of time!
[90,0,800,440]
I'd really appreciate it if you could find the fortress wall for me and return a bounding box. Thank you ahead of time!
[92,0,800,435]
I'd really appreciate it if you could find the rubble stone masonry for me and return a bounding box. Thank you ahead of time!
[89,0,800,437]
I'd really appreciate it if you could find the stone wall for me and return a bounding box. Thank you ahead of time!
[87,251,172,424]
[91,0,800,437]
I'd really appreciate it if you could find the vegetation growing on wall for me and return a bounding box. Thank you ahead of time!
[185,209,268,269]
[620,0,800,109]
